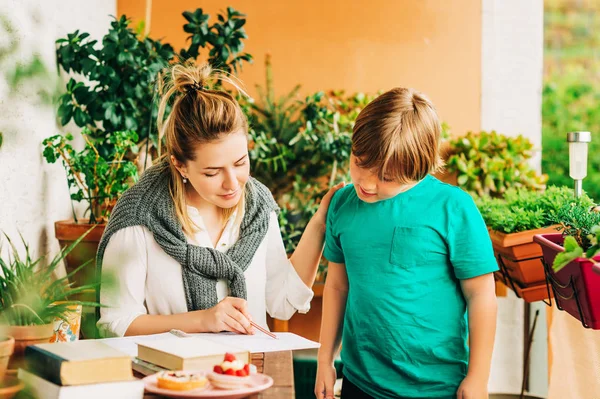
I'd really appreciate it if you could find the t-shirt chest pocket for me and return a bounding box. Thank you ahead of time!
[389,226,438,268]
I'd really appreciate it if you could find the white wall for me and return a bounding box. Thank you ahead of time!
[0,0,116,265]
[481,0,546,397]
[481,0,544,169]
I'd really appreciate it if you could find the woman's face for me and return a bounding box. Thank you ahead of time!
[173,129,250,209]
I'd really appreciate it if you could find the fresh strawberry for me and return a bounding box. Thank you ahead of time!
[225,368,236,376]
[243,364,250,374]
[213,365,223,374]
[224,352,236,362]
[236,369,248,377]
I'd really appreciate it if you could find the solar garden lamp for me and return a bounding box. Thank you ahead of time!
[567,131,591,199]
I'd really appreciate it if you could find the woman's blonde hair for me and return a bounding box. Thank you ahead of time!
[156,61,249,235]
[352,87,444,184]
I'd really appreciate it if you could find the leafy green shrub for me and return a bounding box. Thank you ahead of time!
[475,186,594,234]
[446,131,547,198]
[548,200,600,252]
[54,9,252,154]
[243,58,365,256]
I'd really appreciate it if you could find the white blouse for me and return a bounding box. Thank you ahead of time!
[97,207,314,337]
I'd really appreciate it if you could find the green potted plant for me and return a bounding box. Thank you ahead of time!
[476,186,595,302]
[446,130,548,198]
[42,129,138,289]
[0,231,103,369]
[534,204,600,329]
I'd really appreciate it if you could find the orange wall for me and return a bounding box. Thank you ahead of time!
[118,0,481,135]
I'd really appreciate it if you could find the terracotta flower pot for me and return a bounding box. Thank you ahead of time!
[0,337,14,381]
[534,233,600,329]
[6,324,53,370]
[490,226,558,302]
[54,220,105,288]
[0,376,24,399]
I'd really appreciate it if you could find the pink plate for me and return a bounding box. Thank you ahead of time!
[143,371,274,399]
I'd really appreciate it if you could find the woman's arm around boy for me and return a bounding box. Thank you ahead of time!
[315,261,348,399]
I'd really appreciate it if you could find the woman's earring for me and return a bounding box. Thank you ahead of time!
[182,176,188,184]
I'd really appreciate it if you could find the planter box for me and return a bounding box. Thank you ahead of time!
[493,276,551,303]
[534,233,600,329]
[490,226,557,302]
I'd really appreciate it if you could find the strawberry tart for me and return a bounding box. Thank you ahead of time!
[208,352,257,390]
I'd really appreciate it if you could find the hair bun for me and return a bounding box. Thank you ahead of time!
[185,81,205,93]
[170,61,212,95]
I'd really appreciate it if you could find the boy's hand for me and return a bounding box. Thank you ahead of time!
[314,182,345,227]
[456,375,488,399]
[314,362,337,399]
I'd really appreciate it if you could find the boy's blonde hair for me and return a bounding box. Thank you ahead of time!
[352,87,444,184]
[156,61,248,235]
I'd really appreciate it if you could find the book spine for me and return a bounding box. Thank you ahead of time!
[24,345,65,386]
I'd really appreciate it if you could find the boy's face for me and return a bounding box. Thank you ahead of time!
[350,154,412,203]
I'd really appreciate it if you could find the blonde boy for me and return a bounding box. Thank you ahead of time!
[315,88,498,399]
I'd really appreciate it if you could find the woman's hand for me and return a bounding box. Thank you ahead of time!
[314,182,345,227]
[314,361,337,399]
[201,297,254,335]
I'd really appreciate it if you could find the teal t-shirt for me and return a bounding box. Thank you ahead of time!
[324,175,498,399]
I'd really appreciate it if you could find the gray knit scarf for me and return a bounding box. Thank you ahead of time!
[96,161,279,311]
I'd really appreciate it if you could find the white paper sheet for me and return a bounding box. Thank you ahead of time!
[195,332,320,353]
[100,331,319,357]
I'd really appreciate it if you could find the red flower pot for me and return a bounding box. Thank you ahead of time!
[534,233,600,329]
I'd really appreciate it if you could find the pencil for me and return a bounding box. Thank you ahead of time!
[250,320,278,339]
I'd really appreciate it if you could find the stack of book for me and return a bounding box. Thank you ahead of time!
[18,340,144,399]
[133,336,250,375]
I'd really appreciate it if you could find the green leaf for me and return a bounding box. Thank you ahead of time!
[74,108,88,127]
[234,19,246,30]
[553,236,583,272]
[221,46,230,61]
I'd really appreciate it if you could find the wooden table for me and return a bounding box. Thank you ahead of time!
[142,350,295,399]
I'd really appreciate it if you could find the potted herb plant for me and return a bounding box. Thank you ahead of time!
[534,203,600,329]
[0,231,103,369]
[446,130,548,198]
[476,186,595,302]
